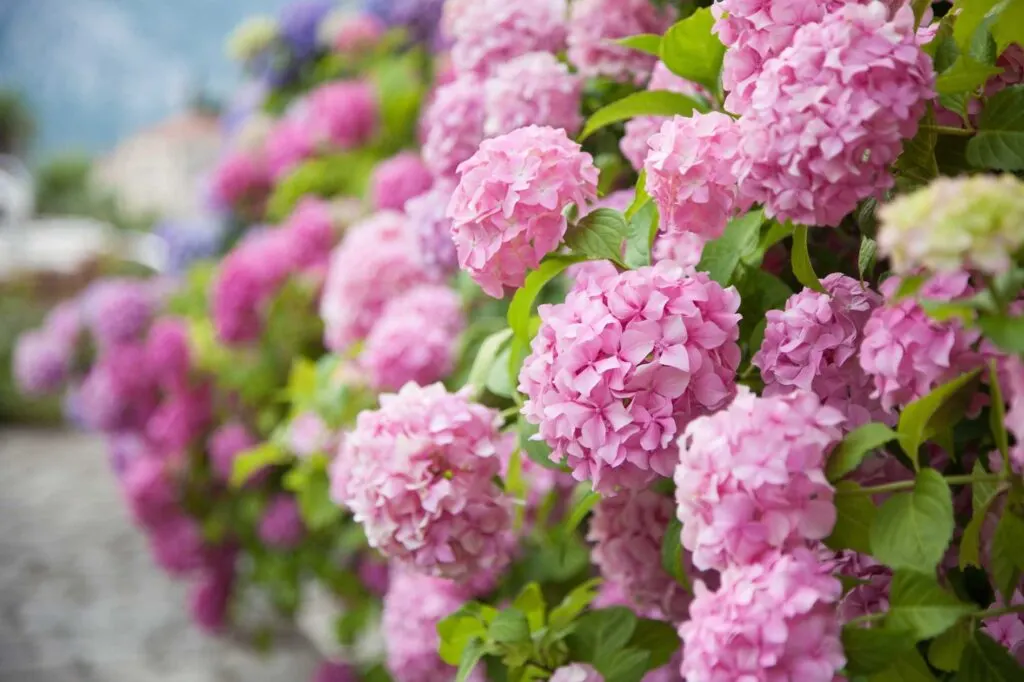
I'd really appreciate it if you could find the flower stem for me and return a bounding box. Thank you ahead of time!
[921,124,974,137]
[838,473,1009,496]
[501,406,522,420]
[977,603,1024,620]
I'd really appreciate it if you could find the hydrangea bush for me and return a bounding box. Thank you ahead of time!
[14,1,1024,681]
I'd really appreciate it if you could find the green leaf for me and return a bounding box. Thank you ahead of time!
[615,34,662,57]
[562,488,601,537]
[791,225,826,293]
[989,360,1011,466]
[911,0,932,26]
[696,209,765,286]
[960,461,1004,569]
[513,583,547,633]
[978,313,1024,353]
[936,56,1004,94]
[827,423,898,482]
[660,8,725,93]
[438,614,489,665]
[895,105,939,190]
[467,328,513,395]
[968,85,1024,170]
[660,516,691,590]
[892,274,927,301]
[627,620,680,670]
[842,624,918,675]
[870,468,954,572]
[870,648,939,682]
[456,638,487,682]
[952,0,1000,51]
[624,201,658,269]
[565,208,629,266]
[992,0,1024,53]
[826,481,878,555]
[887,570,975,640]
[579,91,706,141]
[953,0,1024,55]
[596,647,651,682]
[898,369,982,468]
[518,418,560,471]
[736,268,792,343]
[625,171,650,220]
[508,256,581,343]
[859,237,878,281]
[486,345,515,398]
[489,608,531,644]
[296,464,342,530]
[549,578,602,632]
[990,510,1024,599]
[957,630,1024,681]
[569,608,639,663]
[230,442,290,488]
[929,620,971,672]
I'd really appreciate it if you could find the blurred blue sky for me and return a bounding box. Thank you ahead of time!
[0,0,304,159]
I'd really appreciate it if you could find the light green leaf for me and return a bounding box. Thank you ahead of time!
[438,615,488,665]
[661,516,691,591]
[967,85,1024,170]
[467,328,513,396]
[627,619,680,670]
[696,209,764,285]
[615,34,662,57]
[579,91,706,141]
[991,510,1024,599]
[936,56,1004,94]
[549,578,603,632]
[624,201,658,269]
[489,608,531,644]
[859,237,878,282]
[826,481,878,555]
[892,274,927,301]
[791,225,826,293]
[562,488,601,537]
[870,468,954,572]
[565,208,629,266]
[897,369,982,468]
[660,8,725,93]
[929,620,971,672]
[568,607,639,663]
[508,256,581,343]
[887,570,975,640]
[959,461,1004,569]
[456,638,487,682]
[978,313,1024,353]
[231,442,290,488]
[513,583,548,632]
[957,630,1024,681]
[870,648,939,682]
[989,360,1010,466]
[842,624,917,675]
[597,647,650,682]
[952,0,1001,51]
[625,171,650,220]
[827,423,898,482]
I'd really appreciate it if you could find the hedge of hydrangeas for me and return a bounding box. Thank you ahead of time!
[14,1,1024,681]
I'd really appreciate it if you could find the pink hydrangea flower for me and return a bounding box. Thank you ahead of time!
[567,0,675,83]
[358,555,390,596]
[550,664,603,682]
[145,317,191,392]
[281,197,337,272]
[306,80,378,149]
[361,285,465,392]
[313,661,359,682]
[209,150,271,211]
[382,569,485,682]
[827,550,891,623]
[674,388,844,571]
[483,52,582,137]
[859,272,982,413]
[208,422,258,483]
[421,78,486,179]
[121,453,177,529]
[84,279,155,348]
[679,548,845,682]
[188,553,235,633]
[754,273,887,429]
[148,513,210,576]
[44,300,84,349]
[621,62,707,171]
[259,495,306,549]
[445,0,568,77]
[288,411,333,457]
[371,152,435,211]
[735,3,935,227]
[520,262,742,494]
[78,344,160,433]
[652,231,705,270]
[12,330,71,395]
[323,12,384,53]
[330,383,513,579]
[406,181,459,276]
[1001,356,1024,474]
[146,384,213,454]
[320,211,436,352]
[266,116,316,180]
[448,125,599,297]
[983,591,1024,665]
[644,113,743,239]
[588,490,693,621]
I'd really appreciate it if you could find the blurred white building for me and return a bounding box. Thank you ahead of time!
[95,108,222,220]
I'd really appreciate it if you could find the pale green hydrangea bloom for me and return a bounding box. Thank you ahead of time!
[226,16,278,63]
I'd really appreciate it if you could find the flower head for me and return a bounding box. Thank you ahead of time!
[483,52,582,137]
[266,116,315,180]
[983,591,1024,665]
[278,0,334,58]
[550,664,603,682]
[305,80,379,149]
[330,383,513,579]
[84,279,155,348]
[259,495,306,549]
[146,384,213,454]
[79,344,159,433]
[208,422,259,483]
[449,125,599,297]
[319,11,384,52]
[621,62,707,171]
[567,0,675,83]
[421,78,487,179]
[146,317,192,391]
[406,181,459,276]
[445,0,568,77]
[227,16,278,63]
[209,150,270,211]
[675,388,844,571]
[520,262,741,494]
[188,553,235,633]
[12,330,71,396]
[371,152,435,211]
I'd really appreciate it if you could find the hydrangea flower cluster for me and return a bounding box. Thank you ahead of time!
[736,2,935,227]
[259,494,306,549]
[674,388,844,571]
[305,80,379,150]
[405,181,459,276]
[330,383,513,580]
[12,300,83,396]
[371,152,435,211]
[420,78,486,179]
[83,278,159,349]
[754,273,886,429]
[444,0,568,77]
[567,0,675,83]
[318,11,384,53]
[448,125,599,297]
[209,150,271,214]
[483,52,582,137]
[549,664,603,682]
[621,62,706,172]
[878,175,1024,276]
[266,116,316,180]
[520,262,741,493]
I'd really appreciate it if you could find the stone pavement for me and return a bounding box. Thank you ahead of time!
[0,428,319,682]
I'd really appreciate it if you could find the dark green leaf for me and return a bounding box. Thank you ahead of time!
[895,105,938,190]
[898,369,982,467]
[596,647,651,682]
[957,630,1024,681]
[489,608,531,644]
[231,442,289,488]
[565,208,629,265]
[968,85,1024,170]
[859,237,878,282]
[518,418,561,471]
[989,360,1010,466]
[870,468,954,572]
[627,619,681,670]
[508,256,581,343]
[991,510,1024,599]
[842,624,917,675]
[936,56,1004,94]
[615,34,662,57]
[791,225,826,293]
[978,314,1024,353]
[887,570,975,640]
[568,607,638,663]
[661,516,691,590]
[660,9,725,93]
[696,209,764,285]
[826,482,878,555]
[549,578,602,631]
[928,620,971,672]
[736,269,792,343]
[869,647,939,682]
[579,91,706,141]
[827,423,898,482]
[562,489,601,537]
[960,461,1004,569]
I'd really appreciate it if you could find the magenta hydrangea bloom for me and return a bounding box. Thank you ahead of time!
[983,591,1024,665]
[12,330,71,395]
[78,344,159,433]
[645,112,743,239]
[550,664,603,682]
[209,150,270,211]
[406,181,459,276]
[445,0,568,77]
[84,279,155,348]
[330,383,513,579]
[281,197,338,272]
[588,490,693,621]
[754,273,886,429]
[859,273,982,413]
[266,116,315,180]
[621,62,707,171]
[320,211,435,352]
[306,80,378,149]
[188,555,235,633]
[520,262,741,494]
[483,52,582,137]
[448,125,599,297]
[121,453,177,529]
[208,422,259,483]
[382,569,485,682]
[736,3,935,227]
[146,384,213,454]
[313,661,359,682]
[145,317,191,392]
[259,495,306,549]
[652,231,705,270]
[679,548,845,682]
[371,152,435,211]
[674,388,844,571]
[421,78,486,179]
[567,0,675,83]
[361,285,465,392]
[828,550,891,623]
[148,513,210,576]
